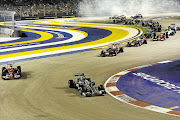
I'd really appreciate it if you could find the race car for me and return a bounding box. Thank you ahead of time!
[153,32,166,41]
[168,24,180,31]
[1,62,21,80]
[141,36,148,44]
[111,15,126,23]
[142,19,153,27]
[100,44,124,57]
[165,29,176,36]
[127,36,147,47]
[152,25,161,32]
[152,23,161,32]
[68,73,106,97]
[109,15,118,19]
[144,30,154,39]
[131,14,143,19]
[115,15,126,23]
[124,19,136,25]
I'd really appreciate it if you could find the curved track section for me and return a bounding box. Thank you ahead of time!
[105,58,180,117]
[0,18,142,65]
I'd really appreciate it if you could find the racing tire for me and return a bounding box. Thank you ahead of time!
[98,85,105,91]
[100,51,105,57]
[2,67,7,76]
[120,47,124,52]
[2,67,6,73]
[2,72,6,76]
[17,66,21,72]
[68,80,75,88]
[143,40,147,44]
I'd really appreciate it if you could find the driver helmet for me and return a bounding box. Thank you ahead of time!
[10,65,13,69]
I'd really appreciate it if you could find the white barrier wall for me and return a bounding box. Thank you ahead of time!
[0,28,14,37]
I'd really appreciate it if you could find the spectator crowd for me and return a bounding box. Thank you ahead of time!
[0,0,80,17]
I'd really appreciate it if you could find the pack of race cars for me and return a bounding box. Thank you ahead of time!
[153,24,178,41]
[1,14,179,99]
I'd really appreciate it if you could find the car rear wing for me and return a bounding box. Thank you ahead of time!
[7,62,15,65]
[7,62,15,67]
[74,73,85,77]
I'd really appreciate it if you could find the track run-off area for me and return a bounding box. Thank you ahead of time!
[0,18,142,64]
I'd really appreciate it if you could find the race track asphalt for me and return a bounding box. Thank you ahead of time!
[0,16,179,120]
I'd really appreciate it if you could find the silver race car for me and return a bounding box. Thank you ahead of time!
[68,73,106,97]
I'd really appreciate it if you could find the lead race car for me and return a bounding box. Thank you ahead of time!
[100,44,124,57]
[131,14,143,19]
[1,62,21,80]
[68,73,106,97]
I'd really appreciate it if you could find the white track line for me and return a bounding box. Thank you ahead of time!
[0,37,20,42]
[0,20,142,63]
[0,25,140,53]
[0,27,86,52]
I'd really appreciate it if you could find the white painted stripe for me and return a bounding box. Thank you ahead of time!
[158,60,172,64]
[137,64,152,69]
[0,27,86,52]
[0,27,141,63]
[1,25,140,53]
[145,105,172,113]
[40,20,141,41]
[116,94,136,103]
[116,71,130,75]
[0,37,20,42]
[108,77,119,83]
[0,40,136,62]
[106,86,119,92]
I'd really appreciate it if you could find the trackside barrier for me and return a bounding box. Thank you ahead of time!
[0,28,27,37]
[0,28,14,37]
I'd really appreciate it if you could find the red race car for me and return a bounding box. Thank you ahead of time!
[153,32,166,41]
[131,14,143,19]
[100,44,124,57]
[1,63,21,80]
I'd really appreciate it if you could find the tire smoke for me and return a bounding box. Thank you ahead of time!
[78,0,180,17]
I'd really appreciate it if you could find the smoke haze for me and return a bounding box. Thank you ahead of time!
[78,0,180,17]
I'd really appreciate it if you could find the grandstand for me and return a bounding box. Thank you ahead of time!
[0,0,80,18]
